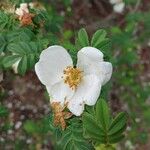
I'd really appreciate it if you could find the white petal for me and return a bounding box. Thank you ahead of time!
[68,75,101,116]
[47,80,74,105]
[78,47,104,62]
[15,3,29,16]
[77,47,112,85]
[97,62,113,85]
[35,45,73,87]
[22,8,29,13]
[20,3,28,9]
[15,8,23,16]
[114,2,125,13]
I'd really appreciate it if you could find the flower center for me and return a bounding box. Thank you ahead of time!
[63,66,83,90]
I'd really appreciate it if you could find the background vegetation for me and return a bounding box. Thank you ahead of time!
[0,0,150,149]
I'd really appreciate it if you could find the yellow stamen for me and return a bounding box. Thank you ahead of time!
[63,66,83,90]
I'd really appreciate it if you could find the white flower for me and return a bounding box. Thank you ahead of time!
[35,46,112,116]
[15,3,29,17]
[20,3,28,9]
[109,0,125,13]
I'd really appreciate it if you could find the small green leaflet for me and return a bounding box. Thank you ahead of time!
[91,29,107,47]
[96,99,110,130]
[57,118,93,150]
[75,28,110,54]
[83,99,127,145]
[4,41,47,75]
[2,55,20,68]
[0,11,16,30]
[76,28,90,48]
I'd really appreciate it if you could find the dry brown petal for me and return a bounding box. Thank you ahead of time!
[20,12,35,26]
[51,102,72,130]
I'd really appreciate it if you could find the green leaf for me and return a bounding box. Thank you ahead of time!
[91,29,107,47]
[96,99,110,130]
[7,27,34,43]
[0,11,16,30]
[8,43,26,55]
[18,56,27,75]
[7,41,44,74]
[58,119,93,150]
[96,39,111,51]
[2,55,20,68]
[0,34,6,53]
[83,113,105,140]
[109,134,125,144]
[77,28,89,47]
[19,42,32,54]
[109,124,126,137]
[83,99,127,146]
[95,144,116,150]
[85,105,95,116]
[108,112,127,135]
[27,54,35,69]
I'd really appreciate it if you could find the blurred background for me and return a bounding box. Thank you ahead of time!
[0,0,150,149]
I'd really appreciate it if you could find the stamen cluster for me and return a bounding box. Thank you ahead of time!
[63,66,83,90]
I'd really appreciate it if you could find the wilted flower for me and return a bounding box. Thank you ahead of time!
[110,0,125,13]
[15,3,34,26]
[15,3,29,18]
[35,46,112,116]
[19,12,34,26]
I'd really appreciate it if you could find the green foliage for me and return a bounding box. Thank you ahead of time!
[2,55,20,68]
[76,28,110,53]
[57,118,93,150]
[91,29,111,58]
[68,28,111,65]
[0,4,61,75]
[91,29,107,48]
[47,114,93,150]
[8,27,35,43]
[95,144,116,150]
[77,28,89,48]
[2,41,47,75]
[83,99,127,145]
[0,11,17,30]
[96,99,110,130]
[0,0,150,149]
[0,34,6,53]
